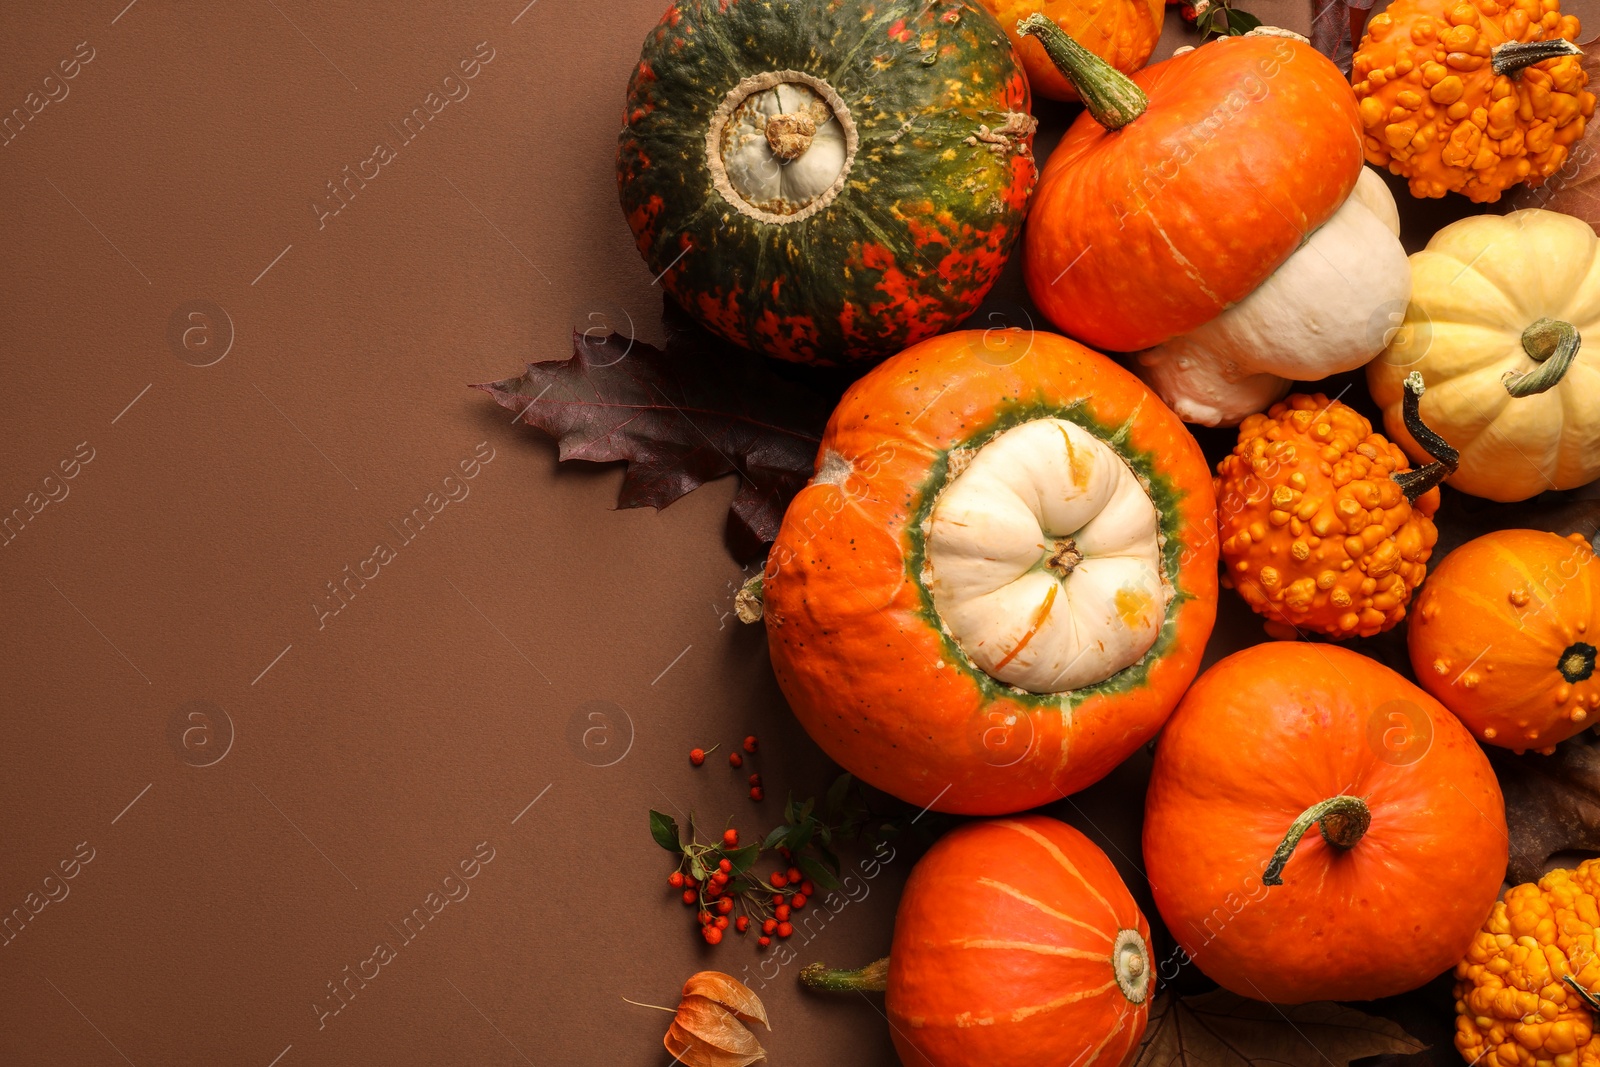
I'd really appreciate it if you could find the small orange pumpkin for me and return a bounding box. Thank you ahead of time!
[803,815,1151,1067]
[981,0,1164,101]
[1143,643,1508,1003]
[1351,0,1593,202]
[1410,529,1600,753]
[1214,374,1455,639]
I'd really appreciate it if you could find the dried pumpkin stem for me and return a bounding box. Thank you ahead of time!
[1565,975,1600,1014]
[1016,14,1148,130]
[1492,38,1584,77]
[1262,795,1370,887]
[1504,319,1581,398]
[800,957,890,993]
[735,573,765,624]
[1391,371,1459,503]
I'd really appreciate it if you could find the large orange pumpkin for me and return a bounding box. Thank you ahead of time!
[803,816,1152,1067]
[1410,529,1600,753]
[982,0,1165,101]
[1018,18,1365,352]
[1143,643,1508,1003]
[760,329,1217,815]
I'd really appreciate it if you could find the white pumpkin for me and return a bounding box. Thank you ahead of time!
[1134,167,1412,427]
[925,417,1168,694]
[1368,209,1600,504]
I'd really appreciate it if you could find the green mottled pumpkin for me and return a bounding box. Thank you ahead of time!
[617,0,1037,366]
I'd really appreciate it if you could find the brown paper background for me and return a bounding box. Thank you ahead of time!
[2,1,1594,1064]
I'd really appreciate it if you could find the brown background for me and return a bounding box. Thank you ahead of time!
[2,1,1594,1065]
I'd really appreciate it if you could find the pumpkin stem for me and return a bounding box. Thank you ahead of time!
[799,957,890,993]
[1391,371,1459,503]
[1504,319,1581,398]
[1566,975,1600,1014]
[1262,795,1370,887]
[1492,38,1583,77]
[1016,14,1148,131]
[735,574,764,624]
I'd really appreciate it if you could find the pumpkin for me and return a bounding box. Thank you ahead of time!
[1015,17,1367,355]
[1367,209,1600,502]
[1455,858,1600,1067]
[1214,377,1456,639]
[617,0,1036,366]
[1143,642,1509,1004]
[802,816,1152,1067]
[1134,166,1413,426]
[759,328,1217,815]
[1409,529,1600,753]
[1351,0,1592,203]
[981,0,1164,102]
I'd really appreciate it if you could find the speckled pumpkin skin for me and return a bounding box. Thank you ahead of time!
[1023,36,1363,353]
[1410,530,1600,752]
[887,816,1151,1066]
[617,0,1037,366]
[762,330,1218,815]
[1352,0,1592,203]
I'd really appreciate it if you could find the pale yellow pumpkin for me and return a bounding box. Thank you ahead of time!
[1368,209,1600,502]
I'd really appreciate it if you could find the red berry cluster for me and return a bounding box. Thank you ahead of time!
[689,736,764,801]
[666,829,817,950]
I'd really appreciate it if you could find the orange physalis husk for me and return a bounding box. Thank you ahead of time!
[661,972,769,1067]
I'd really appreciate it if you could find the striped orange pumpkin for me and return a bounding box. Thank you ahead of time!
[885,816,1151,1067]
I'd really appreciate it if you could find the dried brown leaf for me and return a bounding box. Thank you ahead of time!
[682,971,770,1030]
[472,298,833,563]
[1491,732,1600,885]
[1507,37,1600,229]
[1130,990,1426,1067]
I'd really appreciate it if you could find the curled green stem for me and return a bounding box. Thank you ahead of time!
[1492,38,1583,77]
[1504,319,1581,398]
[1391,371,1459,503]
[1016,14,1148,130]
[1262,795,1370,887]
[800,957,890,993]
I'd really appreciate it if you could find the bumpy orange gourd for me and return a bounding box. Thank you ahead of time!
[1410,529,1600,753]
[1215,377,1454,638]
[1351,0,1594,203]
[1456,859,1600,1067]
[982,0,1164,101]
[803,816,1153,1067]
[1145,643,1508,1004]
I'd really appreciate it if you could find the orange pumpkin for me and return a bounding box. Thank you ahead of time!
[1352,0,1593,203]
[803,816,1151,1067]
[982,0,1164,101]
[1143,643,1508,1003]
[1214,375,1455,639]
[761,329,1217,815]
[1018,18,1364,352]
[1410,529,1600,753]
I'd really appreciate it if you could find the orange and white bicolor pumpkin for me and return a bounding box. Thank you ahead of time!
[759,329,1218,814]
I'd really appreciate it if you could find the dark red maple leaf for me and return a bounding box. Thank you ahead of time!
[473,302,836,562]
